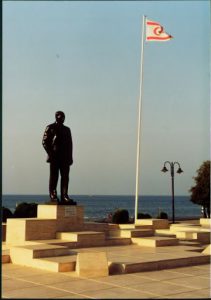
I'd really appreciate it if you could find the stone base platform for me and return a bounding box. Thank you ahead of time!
[2,204,211,276]
[3,240,210,275]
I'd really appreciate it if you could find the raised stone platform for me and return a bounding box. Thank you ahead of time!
[6,205,84,245]
[3,204,211,276]
[5,241,210,275]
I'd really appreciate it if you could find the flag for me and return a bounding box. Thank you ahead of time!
[146,18,173,41]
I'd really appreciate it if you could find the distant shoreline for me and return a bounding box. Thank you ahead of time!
[3,194,201,221]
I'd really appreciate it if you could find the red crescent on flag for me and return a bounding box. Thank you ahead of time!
[153,26,164,36]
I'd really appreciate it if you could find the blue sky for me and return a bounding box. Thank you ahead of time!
[3,1,210,196]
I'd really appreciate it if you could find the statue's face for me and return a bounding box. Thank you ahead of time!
[56,112,65,124]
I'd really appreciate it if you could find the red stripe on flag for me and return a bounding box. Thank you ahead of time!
[146,21,160,26]
[147,36,172,40]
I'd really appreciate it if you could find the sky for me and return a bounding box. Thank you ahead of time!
[2,1,210,196]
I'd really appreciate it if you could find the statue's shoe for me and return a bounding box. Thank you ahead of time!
[60,196,77,205]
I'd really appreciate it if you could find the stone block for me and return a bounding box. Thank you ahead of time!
[105,237,131,246]
[6,218,56,245]
[55,219,83,232]
[6,205,85,246]
[176,231,210,243]
[76,252,109,277]
[155,229,176,237]
[118,224,135,229]
[2,249,10,263]
[202,244,211,255]
[83,222,109,232]
[37,205,84,223]
[57,231,105,242]
[6,218,26,245]
[10,244,69,260]
[2,223,6,241]
[200,218,211,228]
[170,224,198,233]
[135,219,169,229]
[109,228,154,238]
[10,246,75,272]
[40,255,76,272]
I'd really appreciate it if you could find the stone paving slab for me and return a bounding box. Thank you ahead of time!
[2,219,211,297]
[2,263,210,298]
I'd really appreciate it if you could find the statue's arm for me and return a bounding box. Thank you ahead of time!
[42,126,53,155]
[68,128,73,165]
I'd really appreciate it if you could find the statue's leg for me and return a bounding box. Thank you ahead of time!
[60,164,77,205]
[60,164,70,201]
[49,162,59,202]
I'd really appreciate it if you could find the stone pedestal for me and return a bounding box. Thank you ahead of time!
[37,205,83,221]
[6,205,84,245]
[76,252,108,277]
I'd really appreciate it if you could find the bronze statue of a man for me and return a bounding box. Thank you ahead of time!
[42,111,75,204]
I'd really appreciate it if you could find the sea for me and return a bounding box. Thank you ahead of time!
[2,195,202,221]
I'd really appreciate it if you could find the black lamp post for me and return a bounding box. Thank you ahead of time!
[161,161,183,224]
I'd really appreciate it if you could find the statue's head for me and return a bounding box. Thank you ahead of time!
[55,111,65,124]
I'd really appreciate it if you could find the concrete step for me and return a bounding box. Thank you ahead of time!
[9,244,76,272]
[9,244,71,269]
[10,244,70,259]
[132,236,179,247]
[109,253,210,275]
[109,229,154,238]
[170,226,210,233]
[155,229,177,237]
[135,219,169,229]
[39,236,132,247]
[2,249,10,264]
[2,223,6,242]
[118,224,136,229]
[37,255,77,272]
[105,237,132,246]
[169,224,202,232]
[200,218,211,228]
[117,224,154,230]
[202,244,211,255]
[56,231,105,242]
[175,231,210,243]
[24,236,131,249]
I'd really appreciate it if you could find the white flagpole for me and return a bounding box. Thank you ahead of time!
[135,15,146,223]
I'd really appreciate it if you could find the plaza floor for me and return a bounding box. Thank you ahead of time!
[2,262,210,299]
[2,218,211,298]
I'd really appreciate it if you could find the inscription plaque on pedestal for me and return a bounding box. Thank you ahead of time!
[64,206,77,217]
